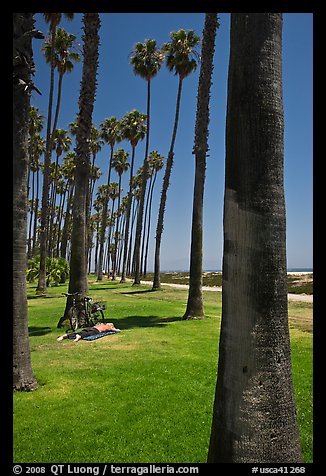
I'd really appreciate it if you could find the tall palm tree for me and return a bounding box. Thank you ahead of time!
[111,148,130,279]
[13,12,42,391]
[28,107,45,257]
[36,12,74,295]
[59,151,76,260]
[42,27,80,140]
[97,117,122,280]
[48,128,72,255]
[141,150,164,277]
[27,132,44,258]
[61,13,100,326]
[106,182,119,276]
[88,125,104,218]
[119,109,147,282]
[129,39,164,285]
[152,29,200,290]
[207,13,302,463]
[183,14,218,319]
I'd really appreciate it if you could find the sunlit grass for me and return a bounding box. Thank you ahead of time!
[14,277,312,463]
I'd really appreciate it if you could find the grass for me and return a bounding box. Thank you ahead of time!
[14,275,312,463]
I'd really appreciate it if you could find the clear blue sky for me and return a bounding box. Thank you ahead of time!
[31,13,313,271]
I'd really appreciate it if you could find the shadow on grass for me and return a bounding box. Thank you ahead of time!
[103,315,183,330]
[29,326,52,336]
[27,294,61,300]
[120,289,156,295]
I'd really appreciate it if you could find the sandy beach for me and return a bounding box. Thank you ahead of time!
[137,271,313,303]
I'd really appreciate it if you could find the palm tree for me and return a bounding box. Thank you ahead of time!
[13,12,42,391]
[36,12,74,295]
[42,27,80,139]
[183,14,218,320]
[60,13,100,327]
[27,132,44,258]
[129,39,164,285]
[28,107,45,257]
[141,150,164,277]
[97,117,122,280]
[28,106,45,136]
[111,148,130,279]
[106,182,119,276]
[207,13,302,463]
[59,151,76,260]
[152,29,200,290]
[88,125,104,217]
[48,128,72,255]
[119,109,147,282]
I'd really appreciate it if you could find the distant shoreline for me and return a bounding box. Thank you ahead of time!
[160,269,313,274]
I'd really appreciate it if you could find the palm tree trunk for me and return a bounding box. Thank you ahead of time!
[140,173,153,276]
[27,171,35,259]
[120,145,136,282]
[51,72,64,140]
[60,182,74,259]
[153,76,183,289]
[127,196,137,275]
[59,13,100,327]
[36,21,56,294]
[13,12,39,391]
[112,176,122,280]
[97,145,114,280]
[48,151,60,256]
[207,13,302,463]
[133,79,151,284]
[183,13,218,319]
[143,170,157,276]
[32,167,40,256]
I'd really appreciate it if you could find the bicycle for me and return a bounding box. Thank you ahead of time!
[63,291,106,331]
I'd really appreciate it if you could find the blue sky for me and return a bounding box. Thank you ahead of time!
[31,13,313,271]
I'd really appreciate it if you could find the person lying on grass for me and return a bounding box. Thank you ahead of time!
[57,322,121,342]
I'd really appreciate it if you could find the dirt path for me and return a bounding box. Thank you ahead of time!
[139,280,313,303]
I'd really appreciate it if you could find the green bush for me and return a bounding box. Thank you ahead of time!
[26,256,70,286]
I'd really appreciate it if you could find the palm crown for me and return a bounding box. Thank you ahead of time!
[42,27,80,75]
[163,29,200,79]
[130,39,165,81]
[120,110,147,148]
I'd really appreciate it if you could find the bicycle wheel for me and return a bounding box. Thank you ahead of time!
[91,309,104,324]
[69,307,79,331]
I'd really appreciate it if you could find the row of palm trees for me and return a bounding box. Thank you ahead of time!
[27,108,165,281]
[13,12,303,463]
[28,14,204,295]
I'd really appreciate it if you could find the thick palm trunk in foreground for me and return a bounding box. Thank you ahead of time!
[59,13,100,326]
[13,12,41,391]
[208,13,302,462]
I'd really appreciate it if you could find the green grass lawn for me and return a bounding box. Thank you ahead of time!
[14,276,313,463]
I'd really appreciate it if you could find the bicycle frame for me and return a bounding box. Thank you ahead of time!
[63,292,105,331]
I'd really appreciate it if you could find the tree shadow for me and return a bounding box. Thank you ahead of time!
[27,294,59,300]
[103,315,183,330]
[28,326,52,336]
[120,289,156,295]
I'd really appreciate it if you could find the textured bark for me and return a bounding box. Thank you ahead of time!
[207,13,302,463]
[183,13,218,319]
[60,13,100,326]
[13,12,40,391]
